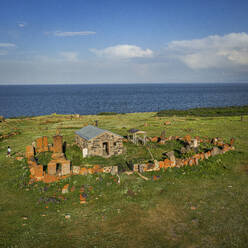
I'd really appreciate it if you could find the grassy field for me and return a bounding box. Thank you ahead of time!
[0,112,248,248]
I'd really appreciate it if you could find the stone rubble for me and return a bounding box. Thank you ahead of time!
[25,132,234,184]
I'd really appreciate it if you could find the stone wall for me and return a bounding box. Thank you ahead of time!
[75,132,123,157]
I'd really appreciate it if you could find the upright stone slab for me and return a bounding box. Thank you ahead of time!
[166,151,176,166]
[36,137,43,153]
[184,135,191,144]
[72,166,80,174]
[53,135,63,153]
[34,165,43,179]
[111,166,118,175]
[48,162,56,175]
[133,164,139,172]
[61,161,70,176]
[25,145,34,159]
[43,136,49,152]
[192,139,198,148]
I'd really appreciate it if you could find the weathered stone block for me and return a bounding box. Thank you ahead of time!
[103,166,112,173]
[80,167,88,175]
[166,151,176,166]
[43,136,49,152]
[53,135,63,153]
[34,165,43,179]
[133,164,139,172]
[164,159,172,168]
[43,174,58,183]
[48,162,56,175]
[61,162,70,176]
[184,135,191,144]
[111,166,118,175]
[159,161,164,168]
[36,137,43,152]
[151,136,158,142]
[72,166,80,174]
[26,145,34,159]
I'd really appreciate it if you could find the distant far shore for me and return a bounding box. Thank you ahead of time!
[2,105,248,120]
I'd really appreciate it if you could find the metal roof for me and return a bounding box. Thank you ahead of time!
[75,125,122,141]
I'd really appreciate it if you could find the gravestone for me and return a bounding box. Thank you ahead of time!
[53,135,63,153]
[72,166,80,174]
[26,145,34,159]
[47,162,56,175]
[61,162,70,176]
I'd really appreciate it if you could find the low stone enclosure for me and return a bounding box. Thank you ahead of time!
[26,131,235,184]
[132,135,235,172]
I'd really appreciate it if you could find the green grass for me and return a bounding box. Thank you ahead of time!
[0,110,248,247]
[157,105,248,117]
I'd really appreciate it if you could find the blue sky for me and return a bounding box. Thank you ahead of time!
[0,0,248,84]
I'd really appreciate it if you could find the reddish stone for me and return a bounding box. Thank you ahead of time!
[88,168,94,174]
[151,136,158,142]
[164,121,171,125]
[80,167,88,175]
[43,136,49,152]
[93,165,101,173]
[183,159,189,166]
[53,135,63,153]
[193,154,201,159]
[16,156,24,161]
[164,159,172,168]
[184,135,191,143]
[43,174,58,183]
[80,194,87,204]
[33,165,43,179]
[36,137,43,153]
[47,162,56,175]
[26,145,34,159]
[159,161,164,168]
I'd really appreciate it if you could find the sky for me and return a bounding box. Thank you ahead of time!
[0,0,248,84]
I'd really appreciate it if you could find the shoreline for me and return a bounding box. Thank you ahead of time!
[3,105,248,119]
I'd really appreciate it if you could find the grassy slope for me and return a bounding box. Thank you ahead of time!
[0,113,248,248]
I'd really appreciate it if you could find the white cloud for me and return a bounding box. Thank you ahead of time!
[167,32,248,69]
[53,31,96,37]
[91,44,153,59]
[0,43,16,48]
[60,52,78,62]
[18,22,27,28]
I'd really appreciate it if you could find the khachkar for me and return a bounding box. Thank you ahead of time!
[25,131,71,183]
[48,133,70,176]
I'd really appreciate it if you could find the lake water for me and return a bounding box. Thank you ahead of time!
[0,83,248,118]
